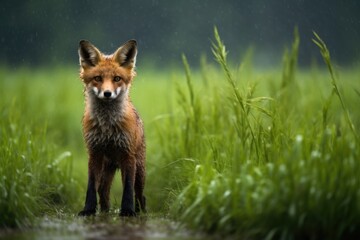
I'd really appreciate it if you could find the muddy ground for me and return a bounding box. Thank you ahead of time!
[0,215,213,240]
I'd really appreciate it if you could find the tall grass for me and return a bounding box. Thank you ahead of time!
[0,68,82,227]
[312,32,359,143]
[155,29,360,239]
[0,104,78,227]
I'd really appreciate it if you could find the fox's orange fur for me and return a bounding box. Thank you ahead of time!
[78,39,146,217]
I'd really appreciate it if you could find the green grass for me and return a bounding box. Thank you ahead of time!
[159,29,360,239]
[0,29,359,239]
[0,68,81,227]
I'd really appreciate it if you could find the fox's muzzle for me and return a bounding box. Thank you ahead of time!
[92,86,126,100]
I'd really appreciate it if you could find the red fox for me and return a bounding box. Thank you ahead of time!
[77,39,146,217]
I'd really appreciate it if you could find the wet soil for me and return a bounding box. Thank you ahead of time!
[0,215,208,240]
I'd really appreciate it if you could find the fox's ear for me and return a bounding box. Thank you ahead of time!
[113,40,137,68]
[78,40,101,68]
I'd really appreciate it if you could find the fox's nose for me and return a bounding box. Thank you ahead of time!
[104,91,112,98]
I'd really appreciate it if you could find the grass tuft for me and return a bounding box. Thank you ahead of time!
[312,32,359,143]
[165,28,360,239]
[0,99,79,227]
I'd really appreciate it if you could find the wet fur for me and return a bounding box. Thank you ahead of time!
[78,40,146,217]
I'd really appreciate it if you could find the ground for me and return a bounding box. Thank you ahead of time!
[0,215,210,240]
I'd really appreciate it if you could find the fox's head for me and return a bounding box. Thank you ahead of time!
[78,40,137,101]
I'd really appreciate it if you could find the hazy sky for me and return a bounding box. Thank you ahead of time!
[1,0,359,67]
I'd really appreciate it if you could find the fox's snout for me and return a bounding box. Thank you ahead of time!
[92,86,125,100]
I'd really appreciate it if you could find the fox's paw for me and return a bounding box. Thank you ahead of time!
[119,208,136,217]
[78,209,96,217]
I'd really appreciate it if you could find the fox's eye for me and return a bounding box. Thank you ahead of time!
[94,76,102,82]
[114,76,122,82]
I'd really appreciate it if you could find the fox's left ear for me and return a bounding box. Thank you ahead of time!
[114,40,137,68]
[79,40,102,68]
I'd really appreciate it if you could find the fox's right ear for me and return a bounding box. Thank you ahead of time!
[78,40,101,68]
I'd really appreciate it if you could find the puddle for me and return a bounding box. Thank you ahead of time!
[0,215,207,240]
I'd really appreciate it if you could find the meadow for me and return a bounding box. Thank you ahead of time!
[0,30,359,239]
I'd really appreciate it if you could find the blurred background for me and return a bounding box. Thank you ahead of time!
[1,0,360,68]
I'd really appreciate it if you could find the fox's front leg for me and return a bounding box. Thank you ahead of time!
[120,158,136,217]
[78,153,102,216]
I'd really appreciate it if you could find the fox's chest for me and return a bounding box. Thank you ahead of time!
[84,117,131,152]
[83,95,139,153]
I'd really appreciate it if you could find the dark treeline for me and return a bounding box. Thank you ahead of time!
[1,0,359,67]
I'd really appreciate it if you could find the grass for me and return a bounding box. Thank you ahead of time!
[160,29,360,239]
[0,29,359,239]
[0,69,80,227]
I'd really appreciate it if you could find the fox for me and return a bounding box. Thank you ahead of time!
[77,39,146,217]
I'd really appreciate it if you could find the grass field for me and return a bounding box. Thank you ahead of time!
[1,30,359,239]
